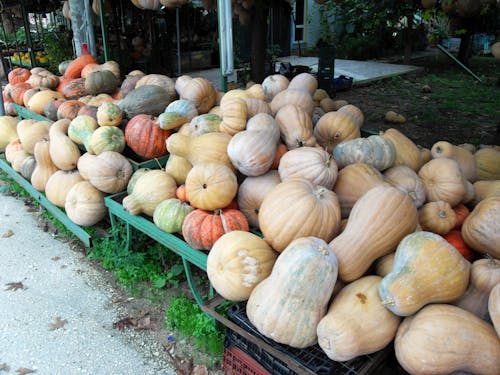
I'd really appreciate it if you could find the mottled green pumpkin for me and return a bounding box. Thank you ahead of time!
[153,198,194,233]
[89,126,125,155]
[333,135,396,171]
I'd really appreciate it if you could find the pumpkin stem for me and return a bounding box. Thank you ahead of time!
[435,145,442,154]
[438,210,448,218]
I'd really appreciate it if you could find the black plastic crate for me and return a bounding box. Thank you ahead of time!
[227,302,389,375]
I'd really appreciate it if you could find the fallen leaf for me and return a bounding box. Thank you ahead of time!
[51,256,61,261]
[113,317,137,330]
[191,365,208,375]
[48,316,68,331]
[16,368,36,374]
[0,363,10,371]
[136,315,152,330]
[4,282,26,291]
[2,229,14,238]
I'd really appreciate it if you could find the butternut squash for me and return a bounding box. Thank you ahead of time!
[431,140,477,182]
[30,139,59,192]
[49,119,81,171]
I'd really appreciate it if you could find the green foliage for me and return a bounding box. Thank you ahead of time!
[41,32,74,74]
[0,171,36,200]
[165,294,230,355]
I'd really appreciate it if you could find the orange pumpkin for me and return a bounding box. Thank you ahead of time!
[60,78,88,99]
[124,114,171,160]
[64,54,97,79]
[443,230,474,261]
[176,184,189,202]
[270,143,288,170]
[182,208,250,250]
[453,203,470,228]
[8,68,31,84]
[10,82,32,105]
[57,100,85,120]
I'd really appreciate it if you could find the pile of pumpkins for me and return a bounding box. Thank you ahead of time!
[1,55,500,374]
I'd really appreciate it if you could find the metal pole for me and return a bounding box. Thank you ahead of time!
[217,0,228,92]
[20,0,37,68]
[99,0,109,61]
[176,7,181,76]
[436,44,482,83]
[84,0,97,56]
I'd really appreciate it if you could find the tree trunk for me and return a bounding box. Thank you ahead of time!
[251,2,270,83]
[457,32,473,66]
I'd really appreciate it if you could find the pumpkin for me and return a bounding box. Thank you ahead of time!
[96,102,122,126]
[185,163,238,210]
[378,231,470,316]
[49,119,81,171]
[122,169,177,216]
[245,83,266,101]
[166,132,233,171]
[28,70,59,89]
[219,97,248,136]
[175,184,188,202]
[288,72,318,95]
[383,165,426,208]
[83,60,121,80]
[124,114,171,160]
[27,90,64,114]
[374,253,395,277]
[333,135,396,171]
[68,115,99,153]
[461,196,500,258]
[60,78,88,99]
[65,181,107,226]
[317,275,401,361]
[207,231,278,301]
[472,180,500,204]
[189,114,221,137]
[474,147,500,180]
[319,98,336,113]
[8,67,31,84]
[120,71,145,98]
[22,88,45,108]
[275,104,316,149]
[17,119,51,154]
[489,284,500,336]
[418,158,466,207]
[313,111,360,153]
[30,140,59,192]
[4,102,18,117]
[0,116,19,152]
[152,198,194,233]
[312,88,329,104]
[10,82,32,105]
[20,156,36,180]
[259,179,341,252]
[86,93,114,107]
[418,201,456,235]
[45,170,85,208]
[64,54,97,79]
[337,104,364,128]
[246,237,338,348]
[180,77,216,114]
[164,155,192,185]
[77,104,99,120]
[182,208,250,250]
[10,150,31,172]
[174,74,192,96]
[394,304,500,375]
[89,126,125,155]
[261,74,289,101]
[159,99,198,130]
[118,85,172,118]
[85,70,120,95]
[330,185,418,282]
[135,74,176,103]
[44,98,66,121]
[5,139,23,163]
[126,168,150,195]
[81,63,98,79]
[443,229,474,261]
[453,258,500,321]
[278,147,338,189]
[333,163,389,218]
[271,143,288,170]
[269,88,315,117]
[245,98,271,118]
[380,128,422,171]
[56,100,85,120]
[431,140,477,182]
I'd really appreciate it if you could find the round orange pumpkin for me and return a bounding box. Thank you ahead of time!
[8,68,31,85]
[124,114,171,160]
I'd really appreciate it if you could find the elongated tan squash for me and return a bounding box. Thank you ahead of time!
[49,119,81,171]
[395,304,500,375]
[380,128,422,171]
[383,165,426,208]
[329,185,418,282]
[317,275,401,361]
[246,237,338,348]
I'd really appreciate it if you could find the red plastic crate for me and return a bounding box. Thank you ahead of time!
[223,346,271,375]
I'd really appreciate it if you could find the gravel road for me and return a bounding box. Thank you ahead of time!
[0,194,176,375]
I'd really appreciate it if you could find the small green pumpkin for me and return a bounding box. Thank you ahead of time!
[153,198,194,233]
[89,126,126,155]
[333,135,396,171]
[68,115,99,152]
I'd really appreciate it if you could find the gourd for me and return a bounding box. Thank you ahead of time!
[261,74,289,101]
[180,77,216,114]
[275,104,316,149]
[395,304,500,375]
[77,151,133,194]
[378,231,470,316]
[246,237,338,348]
[461,196,500,259]
[96,102,123,126]
[65,181,107,226]
[330,185,418,282]
[333,135,396,171]
[453,203,470,228]
[0,116,19,152]
[189,114,221,137]
[164,155,192,185]
[288,72,318,95]
[317,275,401,361]
[418,201,456,235]
[383,165,426,208]
[333,163,389,218]
[313,111,360,153]
[489,284,500,336]
[418,158,466,206]
[259,179,341,253]
[30,139,59,192]
[237,171,281,229]
[184,163,238,210]
[27,90,64,114]
[474,147,500,180]
[44,98,66,121]
[174,74,192,96]
[9,82,32,105]
[182,209,249,251]
[89,126,125,155]
[10,150,31,172]
[152,198,194,233]
[219,97,247,135]
[122,170,177,216]
[453,258,500,321]
[49,119,81,171]
[124,114,170,160]
[28,69,59,89]
[431,140,477,182]
[118,85,172,118]
[45,170,85,208]
[269,88,315,117]
[380,128,422,171]
[166,132,234,171]
[374,253,395,277]
[278,147,338,189]
[17,119,50,154]
[207,231,278,301]
[67,115,99,153]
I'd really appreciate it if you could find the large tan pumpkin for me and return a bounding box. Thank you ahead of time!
[395,304,500,375]
[0,116,19,152]
[383,165,426,208]
[17,119,50,155]
[288,73,318,95]
[246,237,338,348]
[313,111,360,153]
[380,128,422,171]
[317,275,401,361]
[259,179,341,252]
[261,74,289,101]
[45,170,84,208]
[474,147,500,180]
[275,104,316,149]
[330,185,418,282]
[269,88,315,117]
[472,180,500,204]
[431,140,477,182]
[65,181,107,226]
[207,231,278,301]
[27,90,64,114]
